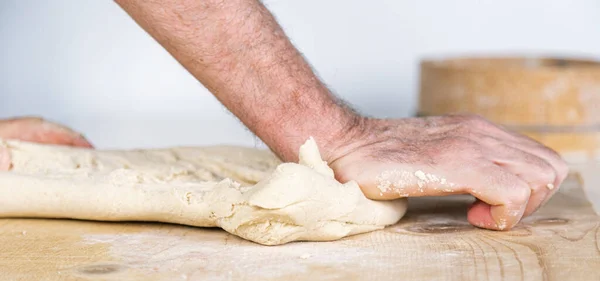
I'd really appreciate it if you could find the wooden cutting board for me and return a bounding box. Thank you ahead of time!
[0,174,598,281]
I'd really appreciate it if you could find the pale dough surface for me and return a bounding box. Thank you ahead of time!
[0,138,407,245]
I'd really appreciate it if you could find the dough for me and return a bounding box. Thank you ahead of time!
[0,138,407,245]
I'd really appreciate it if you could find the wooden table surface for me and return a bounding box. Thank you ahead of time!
[1,174,598,281]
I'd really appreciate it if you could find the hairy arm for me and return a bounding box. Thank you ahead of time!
[115,0,361,161]
[114,0,569,231]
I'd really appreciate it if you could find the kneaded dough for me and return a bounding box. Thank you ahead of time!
[0,138,406,245]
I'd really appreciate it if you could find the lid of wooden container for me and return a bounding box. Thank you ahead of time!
[419,56,600,128]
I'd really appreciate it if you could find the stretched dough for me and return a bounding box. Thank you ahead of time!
[0,138,407,245]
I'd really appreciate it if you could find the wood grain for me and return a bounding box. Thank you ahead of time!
[1,175,598,281]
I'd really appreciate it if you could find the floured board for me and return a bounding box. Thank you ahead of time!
[0,175,598,281]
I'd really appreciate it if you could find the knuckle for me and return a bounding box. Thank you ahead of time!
[536,142,561,158]
[453,114,497,134]
[537,146,570,181]
[465,114,490,127]
[517,153,557,185]
[444,136,481,154]
[452,124,472,136]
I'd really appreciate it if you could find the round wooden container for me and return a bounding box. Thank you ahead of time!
[418,57,600,163]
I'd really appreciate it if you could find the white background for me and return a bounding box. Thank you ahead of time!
[1,0,599,149]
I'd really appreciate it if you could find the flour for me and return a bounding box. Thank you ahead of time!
[376,169,455,196]
[375,169,413,195]
[81,230,391,279]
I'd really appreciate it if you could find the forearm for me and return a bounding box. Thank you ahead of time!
[115,0,360,161]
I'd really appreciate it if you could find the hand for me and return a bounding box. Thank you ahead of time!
[0,117,93,170]
[327,114,569,231]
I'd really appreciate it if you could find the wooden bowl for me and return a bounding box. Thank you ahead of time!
[418,56,600,163]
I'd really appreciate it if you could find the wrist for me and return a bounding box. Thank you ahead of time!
[258,91,366,163]
[316,104,367,163]
[319,113,371,164]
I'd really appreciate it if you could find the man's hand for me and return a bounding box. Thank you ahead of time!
[115,0,569,230]
[0,117,93,170]
[326,115,569,230]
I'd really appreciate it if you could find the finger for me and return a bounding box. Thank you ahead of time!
[0,118,94,148]
[428,114,567,187]
[509,138,568,184]
[71,135,94,148]
[488,144,556,216]
[461,165,531,230]
[468,200,497,229]
[0,146,11,171]
[346,162,530,230]
[42,128,94,148]
[41,120,94,148]
[27,129,93,148]
[472,132,567,208]
[497,139,567,209]
[474,127,569,187]
[449,115,569,187]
